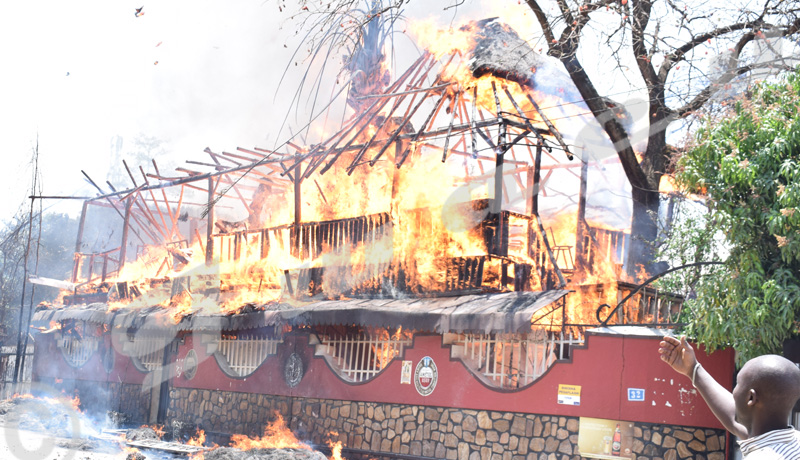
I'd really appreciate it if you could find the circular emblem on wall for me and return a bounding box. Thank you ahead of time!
[284,352,304,388]
[414,356,438,396]
[183,349,198,380]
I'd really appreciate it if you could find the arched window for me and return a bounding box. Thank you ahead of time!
[444,329,583,389]
[213,330,283,378]
[125,333,171,372]
[311,326,412,383]
[57,323,100,368]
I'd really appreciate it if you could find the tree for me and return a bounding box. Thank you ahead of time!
[0,208,32,343]
[289,0,800,278]
[0,209,78,345]
[664,69,800,364]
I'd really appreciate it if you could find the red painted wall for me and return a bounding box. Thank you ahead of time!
[169,331,733,429]
[32,333,148,386]
[33,329,735,430]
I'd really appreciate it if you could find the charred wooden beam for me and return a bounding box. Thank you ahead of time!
[315,53,433,176]
[205,177,216,266]
[82,170,149,245]
[502,86,549,150]
[394,92,448,169]
[470,86,478,158]
[421,141,528,166]
[253,147,291,156]
[441,90,461,162]
[526,94,573,160]
[343,54,437,174]
[171,185,185,238]
[313,179,328,205]
[352,82,453,100]
[527,140,543,216]
[118,198,133,271]
[152,160,180,236]
[574,158,590,279]
[71,200,89,283]
[533,214,567,288]
[186,160,227,170]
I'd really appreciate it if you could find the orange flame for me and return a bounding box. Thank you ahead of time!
[60,9,635,335]
[187,429,207,447]
[230,413,307,450]
[141,424,165,439]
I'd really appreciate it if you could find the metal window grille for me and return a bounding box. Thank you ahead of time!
[313,329,413,383]
[446,330,584,389]
[217,332,283,377]
[129,335,168,372]
[57,335,99,368]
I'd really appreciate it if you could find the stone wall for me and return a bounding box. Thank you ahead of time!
[166,387,727,459]
[107,382,151,425]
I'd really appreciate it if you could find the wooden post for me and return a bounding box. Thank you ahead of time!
[294,167,302,226]
[118,198,133,272]
[526,141,543,269]
[293,158,302,257]
[74,200,89,253]
[390,141,402,222]
[493,114,507,255]
[574,154,590,277]
[206,177,215,266]
[72,200,89,283]
[529,141,543,215]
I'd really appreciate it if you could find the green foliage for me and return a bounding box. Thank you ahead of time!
[667,70,800,364]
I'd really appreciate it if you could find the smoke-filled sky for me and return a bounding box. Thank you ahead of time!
[1,1,302,219]
[0,0,653,224]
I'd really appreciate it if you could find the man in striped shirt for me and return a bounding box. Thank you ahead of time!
[659,336,800,459]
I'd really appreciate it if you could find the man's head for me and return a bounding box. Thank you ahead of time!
[733,354,800,433]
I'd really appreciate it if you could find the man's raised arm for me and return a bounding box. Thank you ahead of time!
[659,335,747,439]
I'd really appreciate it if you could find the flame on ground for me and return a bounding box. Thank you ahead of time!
[190,413,347,460]
[230,413,307,450]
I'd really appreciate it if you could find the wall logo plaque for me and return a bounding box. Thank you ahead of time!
[284,352,304,388]
[414,356,438,396]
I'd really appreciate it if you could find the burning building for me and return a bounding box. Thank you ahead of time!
[27,18,734,460]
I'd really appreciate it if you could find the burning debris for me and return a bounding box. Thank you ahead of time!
[467,18,545,87]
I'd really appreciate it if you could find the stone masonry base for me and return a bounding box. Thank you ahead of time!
[167,387,726,459]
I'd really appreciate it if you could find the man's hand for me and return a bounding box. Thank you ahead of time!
[659,335,697,378]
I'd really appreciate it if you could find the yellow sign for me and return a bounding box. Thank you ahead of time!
[557,384,581,405]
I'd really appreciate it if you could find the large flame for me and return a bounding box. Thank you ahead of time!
[59,9,636,333]
[229,413,307,450]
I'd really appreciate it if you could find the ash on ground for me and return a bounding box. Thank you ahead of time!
[125,426,162,441]
[203,447,327,460]
[0,395,87,437]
